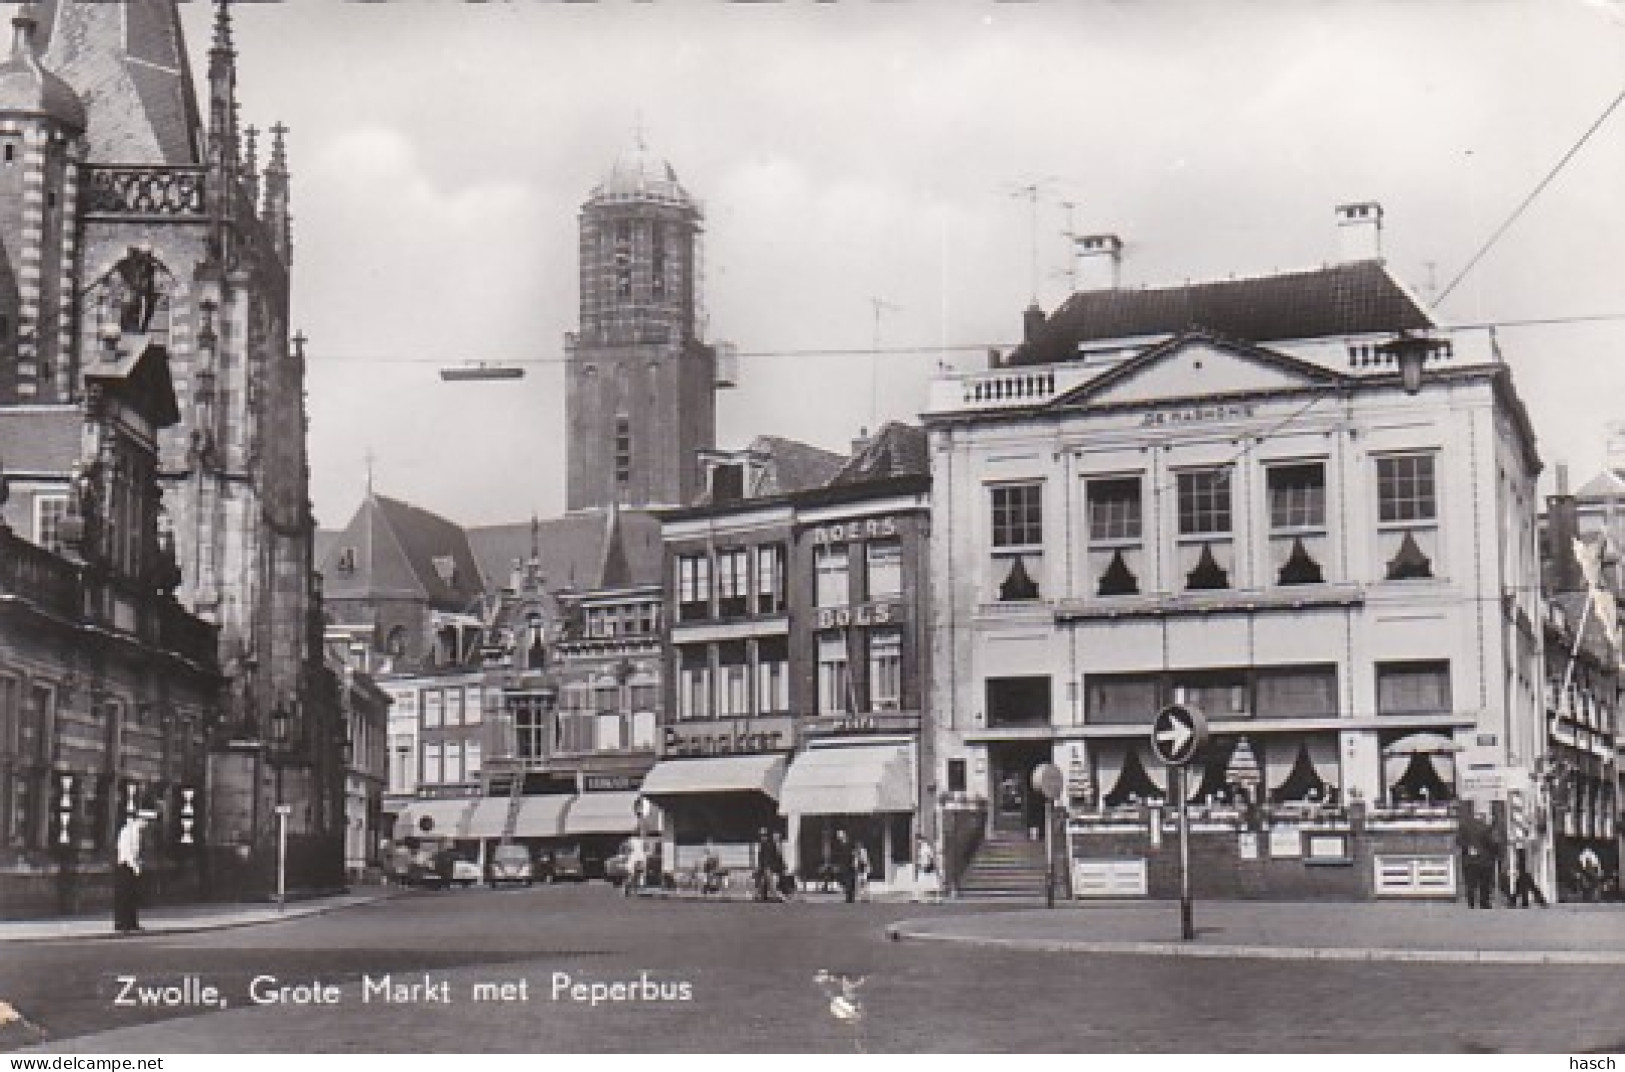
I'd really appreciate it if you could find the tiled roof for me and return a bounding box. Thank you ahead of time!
[319,494,485,613]
[38,0,205,166]
[828,422,929,487]
[1010,261,1434,365]
[466,508,664,595]
[750,436,847,496]
[1575,468,1625,500]
[0,406,80,475]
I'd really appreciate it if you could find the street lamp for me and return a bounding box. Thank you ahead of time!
[1379,332,1436,396]
[269,703,291,909]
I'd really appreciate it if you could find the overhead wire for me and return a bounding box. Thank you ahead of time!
[311,312,1625,368]
[1436,83,1625,306]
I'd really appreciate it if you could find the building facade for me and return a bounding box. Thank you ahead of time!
[1540,478,1620,898]
[925,218,1548,900]
[651,441,831,874]
[778,424,932,889]
[473,511,665,869]
[650,429,937,888]
[0,317,221,916]
[0,0,334,897]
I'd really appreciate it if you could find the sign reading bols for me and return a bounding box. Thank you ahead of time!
[1150,703,1209,766]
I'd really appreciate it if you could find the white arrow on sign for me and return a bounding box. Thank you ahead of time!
[1156,717,1193,759]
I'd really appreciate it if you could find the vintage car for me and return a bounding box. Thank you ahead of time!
[487,843,534,888]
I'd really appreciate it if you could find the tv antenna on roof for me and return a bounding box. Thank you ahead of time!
[1003,176,1067,304]
[869,296,902,431]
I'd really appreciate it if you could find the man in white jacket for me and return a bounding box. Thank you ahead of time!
[113,812,147,933]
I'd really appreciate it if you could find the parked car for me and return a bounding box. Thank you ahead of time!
[409,847,480,889]
[447,855,481,887]
[487,843,534,888]
[539,844,587,883]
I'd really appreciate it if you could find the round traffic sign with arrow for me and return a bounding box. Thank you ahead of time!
[1150,703,1208,766]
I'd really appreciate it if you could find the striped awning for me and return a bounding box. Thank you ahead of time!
[778,744,916,816]
[464,799,514,839]
[640,754,788,799]
[396,798,477,839]
[562,792,641,836]
[511,794,571,839]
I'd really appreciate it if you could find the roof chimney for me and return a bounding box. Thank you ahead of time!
[1548,462,1584,593]
[1073,233,1122,290]
[1335,202,1383,262]
[1023,302,1046,344]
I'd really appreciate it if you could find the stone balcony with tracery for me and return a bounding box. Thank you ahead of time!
[82,165,207,219]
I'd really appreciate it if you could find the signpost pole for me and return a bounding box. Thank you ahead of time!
[1044,798,1055,909]
[1030,763,1065,909]
[1177,766,1193,941]
[275,804,290,912]
[1150,703,1205,943]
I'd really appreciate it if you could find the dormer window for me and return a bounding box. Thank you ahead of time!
[336,547,357,574]
[431,555,457,587]
[711,463,744,503]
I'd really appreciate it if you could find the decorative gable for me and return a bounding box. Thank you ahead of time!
[1053,333,1348,411]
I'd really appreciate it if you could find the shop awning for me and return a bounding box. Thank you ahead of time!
[510,794,571,839]
[640,754,788,799]
[1382,732,1464,756]
[562,791,641,836]
[777,744,916,816]
[464,799,514,839]
[396,798,477,839]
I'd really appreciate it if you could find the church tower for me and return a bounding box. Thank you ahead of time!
[565,137,720,511]
[0,0,334,886]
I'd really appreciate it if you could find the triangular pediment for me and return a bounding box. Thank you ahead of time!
[1052,332,1348,410]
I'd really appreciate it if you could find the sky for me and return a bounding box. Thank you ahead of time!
[175,0,1625,529]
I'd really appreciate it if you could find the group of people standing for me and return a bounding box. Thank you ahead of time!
[1457,806,1609,909]
[750,828,942,904]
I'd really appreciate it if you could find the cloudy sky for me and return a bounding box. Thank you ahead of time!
[180,0,1625,528]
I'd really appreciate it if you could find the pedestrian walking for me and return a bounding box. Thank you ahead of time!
[1458,806,1500,909]
[914,834,942,904]
[831,829,857,904]
[1509,846,1548,908]
[772,832,796,901]
[113,810,148,934]
[700,839,724,895]
[624,838,647,897]
[1578,846,1603,903]
[755,828,786,902]
[853,841,872,902]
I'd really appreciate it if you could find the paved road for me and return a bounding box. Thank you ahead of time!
[2,884,1620,1053]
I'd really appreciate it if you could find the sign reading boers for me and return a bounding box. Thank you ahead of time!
[1150,703,1209,767]
[812,517,898,544]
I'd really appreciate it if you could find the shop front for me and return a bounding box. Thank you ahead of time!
[561,790,647,874]
[1069,729,1461,900]
[639,746,789,877]
[778,739,917,891]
